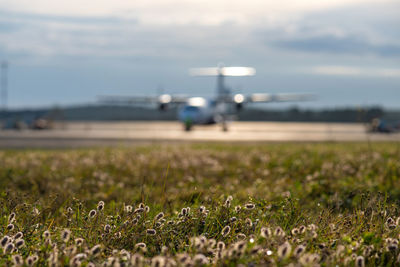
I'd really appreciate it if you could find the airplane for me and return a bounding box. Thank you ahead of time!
[99,64,314,131]
[368,118,400,133]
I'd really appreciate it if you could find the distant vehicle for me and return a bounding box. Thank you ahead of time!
[32,118,53,130]
[369,118,400,133]
[99,64,314,131]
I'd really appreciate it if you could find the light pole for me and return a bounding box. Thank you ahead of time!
[1,61,8,111]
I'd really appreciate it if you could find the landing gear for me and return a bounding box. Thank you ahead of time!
[184,120,193,131]
[222,119,228,132]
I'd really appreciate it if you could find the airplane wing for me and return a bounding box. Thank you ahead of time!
[231,93,315,104]
[98,94,189,105]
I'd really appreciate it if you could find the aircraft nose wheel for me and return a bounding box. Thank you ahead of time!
[222,122,228,132]
[184,120,193,131]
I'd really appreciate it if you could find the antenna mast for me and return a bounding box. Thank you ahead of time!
[1,61,8,111]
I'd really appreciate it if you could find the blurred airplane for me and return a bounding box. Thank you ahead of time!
[369,118,400,133]
[99,64,314,131]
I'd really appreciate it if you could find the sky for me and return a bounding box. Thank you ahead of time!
[0,0,399,109]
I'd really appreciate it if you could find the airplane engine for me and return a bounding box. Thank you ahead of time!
[234,94,245,111]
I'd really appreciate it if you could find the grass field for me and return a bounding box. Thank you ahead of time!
[1,143,400,266]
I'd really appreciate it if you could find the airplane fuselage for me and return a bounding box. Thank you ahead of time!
[177,97,217,125]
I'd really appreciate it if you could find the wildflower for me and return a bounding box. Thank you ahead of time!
[221,226,231,237]
[135,207,144,213]
[294,245,306,257]
[88,209,97,218]
[245,218,253,227]
[363,245,373,257]
[131,254,144,266]
[97,200,105,211]
[388,242,398,251]
[75,238,84,246]
[177,253,191,264]
[193,254,209,265]
[207,239,216,249]
[274,226,285,237]
[251,246,262,255]
[14,232,23,240]
[307,224,317,231]
[151,256,166,267]
[155,212,164,221]
[66,207,73,214]
[15,239,25,248]
[135,242,147,249]
[224,196,233,208]
[199,206,205,213]
[8,212,16,223]
[125,205,133,213]
[12,254,23,266]
[291,228,299,235]
[145,206,150,213]
[387,217,395,225]
[261,227,272,238]
[161,245,168,255]
[43,230,50,239]
[114,231,122,238]
[104,224,111,233]
[1,236,10,247]
[311,231,318,239]
[356,255,365,267]
[217,241,225,250]
[6,223,14,231]
[299,225,306,233]
[245,203,255,210]
[61,228,71,243]
[64,245,77,257]
[237,233,246,240]
[89,244,102,257]
[181,208,188,216]
[235,205,241,212]
[138,203,145,209]
[26,255,39,266]
[278,241,292,259]
[4,242,14,254]
[230,217,237,223]
[146,229,156,236]
[235,241,247,254]
[299,253,320,266]
[199,235,207,245]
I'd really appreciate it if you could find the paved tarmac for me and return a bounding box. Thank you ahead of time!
[0,121,398,148]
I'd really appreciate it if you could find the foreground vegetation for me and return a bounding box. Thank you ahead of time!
[0,143,400,266]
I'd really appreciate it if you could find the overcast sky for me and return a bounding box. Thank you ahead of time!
[0,0,399,109]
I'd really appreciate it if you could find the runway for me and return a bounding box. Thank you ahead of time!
[0,121,398,148]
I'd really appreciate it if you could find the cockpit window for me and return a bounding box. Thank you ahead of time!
[184,106,200,112]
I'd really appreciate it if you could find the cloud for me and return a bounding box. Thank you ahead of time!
[257,1,400,57]
[274,35,400,57]
[308,65,400,77]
